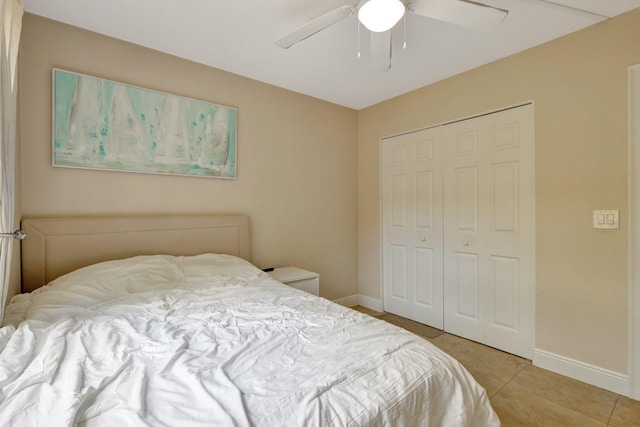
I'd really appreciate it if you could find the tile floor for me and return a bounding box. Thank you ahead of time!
[352,306,640,427]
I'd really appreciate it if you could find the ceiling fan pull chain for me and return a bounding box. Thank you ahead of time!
[403,12,407,49]
[357,20,361,59]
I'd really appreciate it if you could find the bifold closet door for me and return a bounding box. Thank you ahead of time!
[443,105,535,359]
[382,104,535,359]
[381,127,445,328]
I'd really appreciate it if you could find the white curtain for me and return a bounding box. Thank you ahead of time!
[0,0,23,320]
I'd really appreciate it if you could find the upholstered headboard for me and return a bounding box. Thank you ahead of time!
[20,215,250,293]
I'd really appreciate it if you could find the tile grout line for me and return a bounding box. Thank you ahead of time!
[489,361,528,399]
[504,369,616,426]
[605,396,619,426]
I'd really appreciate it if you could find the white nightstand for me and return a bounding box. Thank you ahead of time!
[267,267,319,296]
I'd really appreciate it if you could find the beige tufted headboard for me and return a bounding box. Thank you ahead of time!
[20,215,250,293]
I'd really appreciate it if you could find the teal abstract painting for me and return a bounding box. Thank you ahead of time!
[53,69,237,179]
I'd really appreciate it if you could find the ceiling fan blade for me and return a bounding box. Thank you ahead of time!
[409,0,508,30]
[370,30,392,72]
[275,5,357,49]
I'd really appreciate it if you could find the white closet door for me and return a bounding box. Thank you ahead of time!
[382,128,445,328]
[443,105,535,358]
[381,104,535,359]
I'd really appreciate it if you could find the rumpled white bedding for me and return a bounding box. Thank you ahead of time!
[0,254,499,426]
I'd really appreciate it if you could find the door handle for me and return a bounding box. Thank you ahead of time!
[420,237,426,242]
[463,241,469,246]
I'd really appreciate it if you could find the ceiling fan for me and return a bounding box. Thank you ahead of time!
[275,0,509,70]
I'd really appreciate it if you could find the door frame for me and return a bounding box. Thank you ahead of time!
[629,64,640,400]
[378,101,535,334]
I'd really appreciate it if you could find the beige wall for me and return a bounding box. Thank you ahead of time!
[358,9,640,374]
[17,14,358,302]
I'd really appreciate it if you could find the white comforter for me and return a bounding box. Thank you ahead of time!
[0,254,499,426]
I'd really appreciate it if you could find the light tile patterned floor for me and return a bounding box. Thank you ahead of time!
[351,306,640,427]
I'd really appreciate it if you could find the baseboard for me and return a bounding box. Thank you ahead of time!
[358,294,384,312]
[332,294,360,307]
[533,348,629,396]
[332,294,384,312]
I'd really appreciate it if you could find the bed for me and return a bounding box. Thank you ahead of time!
[0,215,499,426]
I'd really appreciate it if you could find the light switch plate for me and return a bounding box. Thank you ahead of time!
[593,210,619,229]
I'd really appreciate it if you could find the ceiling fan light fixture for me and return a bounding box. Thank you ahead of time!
[358,0,405,32]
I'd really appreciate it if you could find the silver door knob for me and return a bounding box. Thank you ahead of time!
[463,241,469,246]
[421,237,426,242]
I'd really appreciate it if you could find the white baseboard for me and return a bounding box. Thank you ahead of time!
[332,294,384,312]
[533,348,629,396]
[357,294,384,312]
[332,294,360,307]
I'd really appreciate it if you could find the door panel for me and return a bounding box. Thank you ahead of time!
[391,144,407,164]
[416,171,434,229]
[415,247,435,307]
[489,122,520,151]
[382,128,445,328]
[455,252,480,319]
[391,174,407,227]
[443,105,535,358]
[391,245,407,298]
[454,166,479,232]
[491,162,519,233]
[454,131,479,156]
[491,255,519,330]
[483,105,535,358]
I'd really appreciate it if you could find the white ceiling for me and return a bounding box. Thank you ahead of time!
[23,0,640,110]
